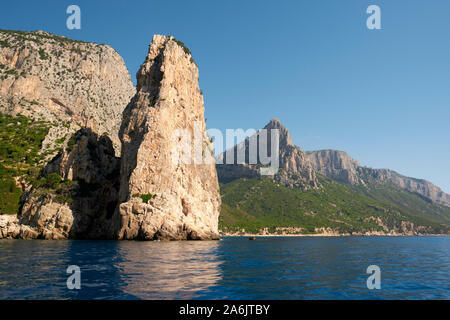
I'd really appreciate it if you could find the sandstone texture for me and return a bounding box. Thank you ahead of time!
[111,35,221,240]
[0,29,135,155]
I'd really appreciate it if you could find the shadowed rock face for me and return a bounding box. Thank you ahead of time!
[1,128,121,239]
[111,35,221,240]
[216,118,318,190]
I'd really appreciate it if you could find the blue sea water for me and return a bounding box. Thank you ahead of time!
[0,236,448,300]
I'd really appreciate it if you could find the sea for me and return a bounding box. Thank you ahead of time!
[0,236,448,300]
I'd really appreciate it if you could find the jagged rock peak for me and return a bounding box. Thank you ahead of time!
[113,35,221,240]
[216,119,318,189]
[136,35,195,92]
[263,118,293,147]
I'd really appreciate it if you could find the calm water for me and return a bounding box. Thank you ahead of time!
[0,236,448,300]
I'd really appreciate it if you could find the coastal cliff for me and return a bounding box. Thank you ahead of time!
[0,32,220,240]
[0,29,135,155]
[112,35,221,240]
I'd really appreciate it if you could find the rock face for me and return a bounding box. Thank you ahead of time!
[217,119,318,189]
[0,33,221,240]
[305,150,363,184]
[0,29,135,154]
[111,35,221,240]
[306,150,450,207]
[2,128,121,239]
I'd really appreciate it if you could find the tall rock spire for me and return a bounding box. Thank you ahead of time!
[112,35,221,240]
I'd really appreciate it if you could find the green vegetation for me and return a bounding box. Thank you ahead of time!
[219,176,450,234]
[168,36,191,55]
[38,48,49,60]
[168,35,196,64]
[133,193,157,203]
[0,39,10,48]
[0,64,20,80]
[353,183,450,226]
[0,164,22,214]
[0,113,50,168]
[32,173,76,204]
[0,29,88,46]
[0,113,51,214]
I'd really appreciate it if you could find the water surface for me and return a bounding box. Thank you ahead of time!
[0,236,448,299]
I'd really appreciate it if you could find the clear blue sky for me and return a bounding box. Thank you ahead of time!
[1,0,449,192]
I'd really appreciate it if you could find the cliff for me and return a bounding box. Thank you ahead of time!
[0,128,120,239]
[0,29,135,155]
[219,121,450,235]
[111,35,221,240]
[306,150,450,207]
[0,32,220,240]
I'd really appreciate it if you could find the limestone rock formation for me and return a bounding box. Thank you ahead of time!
[216,118,318,189]
[2,128,120,239]
[306,150,450,207]
[111,35,221,240]
[0,29,135,155]
[305,150,363,184]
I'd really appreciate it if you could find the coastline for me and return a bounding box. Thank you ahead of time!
[219,232,449,237]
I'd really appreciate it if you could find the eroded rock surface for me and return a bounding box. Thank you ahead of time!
[306,149,450,207]
[0,29,135,155]
[2,128,120,239]
[111,35,221,240]
[217,118,318,190]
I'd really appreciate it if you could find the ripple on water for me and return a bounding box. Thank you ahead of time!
[0,237,448,299]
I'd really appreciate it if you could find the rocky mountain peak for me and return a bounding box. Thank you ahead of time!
[263,118,293,147]
[216,119,318,189]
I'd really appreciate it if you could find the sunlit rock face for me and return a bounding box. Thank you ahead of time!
[112,35,221,240]
[216,118,319,190]
[0,29,135,155]
[306,150,450,207]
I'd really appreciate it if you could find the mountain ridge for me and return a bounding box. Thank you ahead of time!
[305,149,450,207]
[217,119,450,208]
[217,119,450,235]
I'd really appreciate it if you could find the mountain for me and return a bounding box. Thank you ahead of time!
[0,32,220,240]
[305,150,450,207]
[218,119,450,235]
[217,118,318,189]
